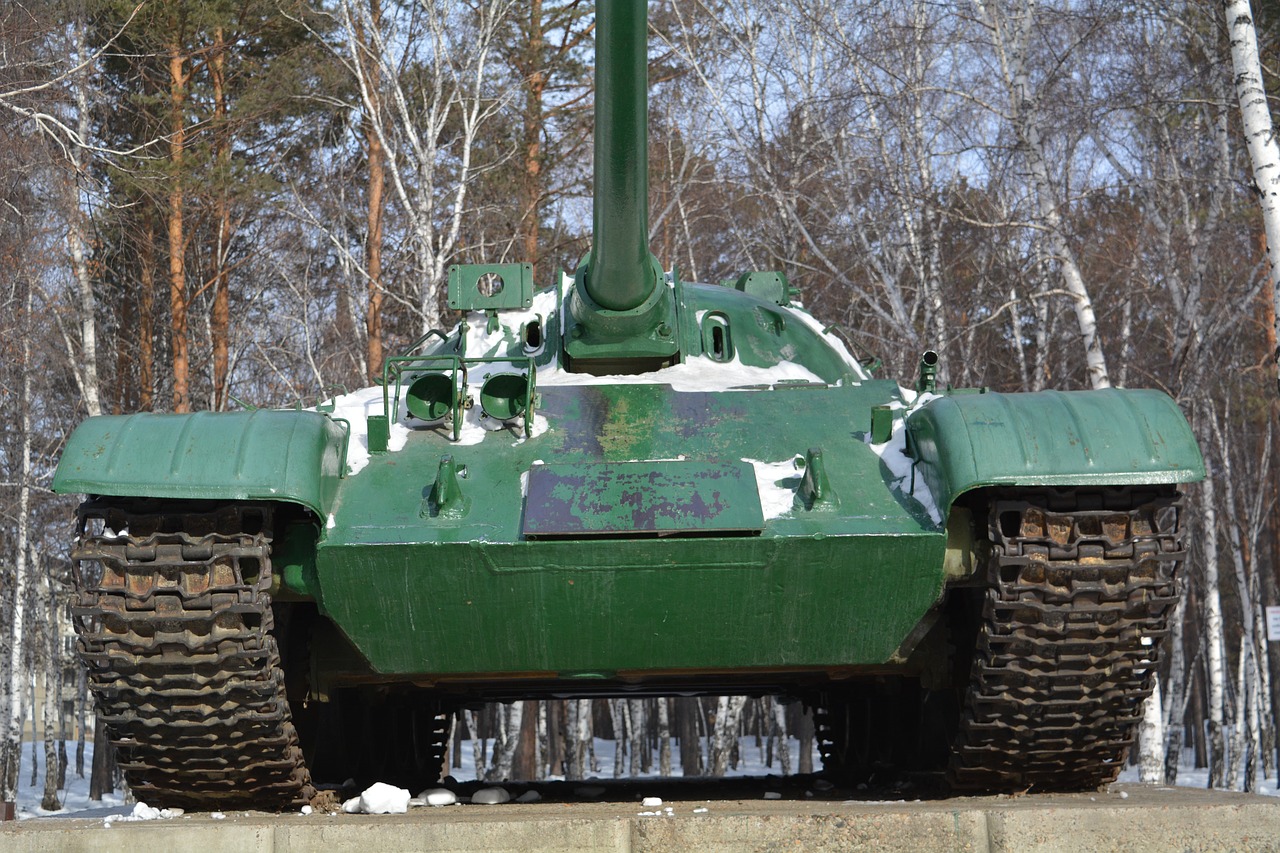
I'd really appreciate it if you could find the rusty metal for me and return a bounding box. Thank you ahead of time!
[69,501,316,810]
[947,486,1185,792]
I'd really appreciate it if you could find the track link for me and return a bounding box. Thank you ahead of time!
[947,487,1185,792]
[70,501,315,810]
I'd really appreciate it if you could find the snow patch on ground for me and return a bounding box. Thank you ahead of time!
[342,782,410,814]
[470,786,511,805]
[413,788,458,807]
[102,801,182,826]
[1116,761,1279,796]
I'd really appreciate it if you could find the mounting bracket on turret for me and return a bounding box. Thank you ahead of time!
[448,264,534,312]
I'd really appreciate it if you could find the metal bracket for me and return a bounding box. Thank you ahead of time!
[448,263,534,312]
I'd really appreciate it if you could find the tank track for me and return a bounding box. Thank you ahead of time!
[69,501,316,810]
[947,486,1185,792]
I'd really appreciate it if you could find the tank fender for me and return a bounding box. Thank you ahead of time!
[905,388,1205,513]
[52,409,348,517]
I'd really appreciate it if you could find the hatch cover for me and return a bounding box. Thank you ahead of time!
[523,460,765,539]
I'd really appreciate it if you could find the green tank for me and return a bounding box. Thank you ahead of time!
[54,0,1204,808]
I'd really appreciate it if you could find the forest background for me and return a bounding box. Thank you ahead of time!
[2,0,1280,808]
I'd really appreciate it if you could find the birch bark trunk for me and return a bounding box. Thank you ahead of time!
[608,700,625,778]
[1,280,34,810]
[67,13,100,418]
[210,27,232,411]
[773,699,791,775]
[464,709,487,780]
[1164,602,1187,784]
[627,699,645,777]
[657,698,671,777]
[40,566,62,811]
[1200,460,1229,789]
[710,695,745,776]
[489,702,521,781]
[1214,411,1269,791]
[1223,0,1280,384]
[75,669,86,778]
[1139,673,1165,783]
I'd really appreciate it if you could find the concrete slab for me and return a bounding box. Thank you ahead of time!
[2,784,1276,853]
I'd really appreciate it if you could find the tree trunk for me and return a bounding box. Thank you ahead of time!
[796,705,814,775]
[627,699,645,777]
[40,568,62,811]
[67,13,100,418]
[210,27,232,411]
[357,0,384,383]
[464,708,487,780]
[658,698,672,777]
[28,674,37,787]
[89,715,114,801]
[1138,672,1165,784]
[1,279,34,808]
[710,696,745,776]
[167,41,190,413]
[773,698,792,775]
[1232,637,1248,790]
[608,699,625,778]
[75,669,86,779]
[510,700,539,780]
[519,0,546,276]
[1190,648,1208,770]
[137,210,157,412]
[1223,0,1280,387]
[1200,463,1228,788]
[1164,600,1187,784]
[546,699,564,777]
[676,697,701,776]
[489,702,522,781]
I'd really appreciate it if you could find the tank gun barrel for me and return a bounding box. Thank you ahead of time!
[586,0,655,311]
[563,0,679,374]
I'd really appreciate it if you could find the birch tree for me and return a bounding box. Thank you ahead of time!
[38,556,62,811]
[336,0,517,335]
[1223,0,1280,387]
[1197,415,1230,788]
[970,0,1110,390]
[1,276,36,812]
[62,11,102,418]
[710,695,745,776]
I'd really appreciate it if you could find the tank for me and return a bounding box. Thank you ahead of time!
[53,0,1204,808]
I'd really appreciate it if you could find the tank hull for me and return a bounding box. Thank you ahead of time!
[304,379,943,682]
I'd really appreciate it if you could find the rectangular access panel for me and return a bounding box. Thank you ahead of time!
[522,460,765,538]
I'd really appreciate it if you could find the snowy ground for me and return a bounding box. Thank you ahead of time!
[12,739,1279,820]
[1115,761,1279,796]
[12,742,126,820]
